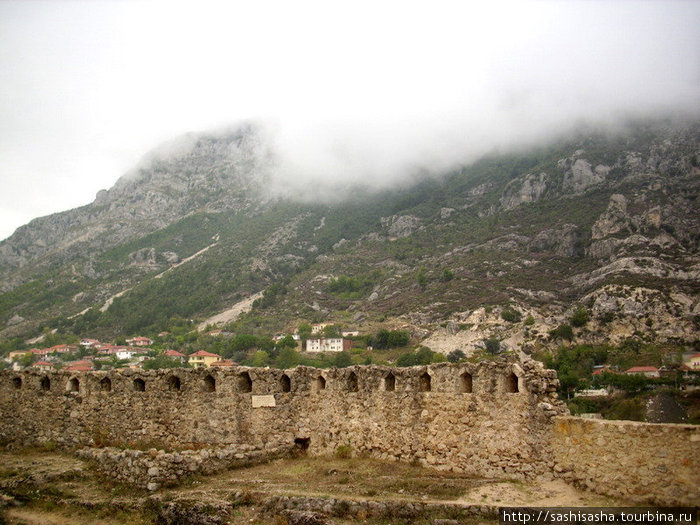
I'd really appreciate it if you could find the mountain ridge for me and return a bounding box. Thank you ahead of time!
[0,118,698,352]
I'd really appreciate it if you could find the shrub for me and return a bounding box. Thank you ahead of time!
[501,308,522,323]
[550,324,574,341]
[447,349,466,362]
[484,338,501,355]
[440,269,454,282]
[570,306,589,327]
[524,315,535,326]
[335,444,353,459]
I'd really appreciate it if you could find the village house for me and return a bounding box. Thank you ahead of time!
[310,323,332,335]
[47,344,78,354]
[64,360,94,372]
[187,350,221,368]
[126,336,153,347]
[7,350,30,362]
[32,360,53,371]
[683,353,700,370]
[164,349,187,363]
[80,338,101,349]
[625,366,660,378]
[115,347,149,361]
[305,338,352,353]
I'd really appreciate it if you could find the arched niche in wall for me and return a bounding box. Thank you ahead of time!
[419,372,431,392]
[67,377,80,393]
[133,378,146,392]
[347,371,358,392]
[459,372,473,393]
[505,372,519,393]
[238,371,252,393]
[40,376,51,391]
[280,374,291,393]
[100,377,112,392]
[384,372,395,392]
[312,375,326,392]
[12,377,22,390]
[167,375,181,392]
[202,374,216,393]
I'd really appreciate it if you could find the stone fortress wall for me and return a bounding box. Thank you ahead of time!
[1,359,698,505]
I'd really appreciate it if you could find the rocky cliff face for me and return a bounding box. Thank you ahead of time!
[0,124,271,284]
[0,119,698,346]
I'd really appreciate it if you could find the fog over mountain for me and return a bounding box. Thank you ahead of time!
[1,1,699,240]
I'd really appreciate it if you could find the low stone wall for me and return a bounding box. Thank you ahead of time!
[550,417,700,506]
[77,442,294,490]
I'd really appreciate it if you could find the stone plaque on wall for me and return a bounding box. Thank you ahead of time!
[251,394,276,408]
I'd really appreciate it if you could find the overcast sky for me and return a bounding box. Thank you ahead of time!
[1,0,698,241]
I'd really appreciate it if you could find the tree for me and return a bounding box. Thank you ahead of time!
[550,324,574,341]
[297,323,312,341]
[570,306,589,327]
[323,324,341,338]
[447,349,466,363]
[387,330,409,348]
[275,347,299,369]
[396,352,419,367]
[484,338,501,355]
[276,335,297,349]
[417,268,428,289]
[248,350,270,367]
[333,351,352,368]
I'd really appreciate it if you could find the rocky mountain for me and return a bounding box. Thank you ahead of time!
[0,118,698,353]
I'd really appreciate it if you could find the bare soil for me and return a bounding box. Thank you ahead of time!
[0,450,629,525]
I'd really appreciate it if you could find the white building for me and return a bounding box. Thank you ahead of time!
[116,347,148,360]
[306,338,347,353]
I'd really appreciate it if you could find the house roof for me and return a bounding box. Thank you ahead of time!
[690,353,700,359]
[165,349,186,357]
[33,360,53,367]
[189,350,220,358]
[65,361,94,371]
[626,366,659,373]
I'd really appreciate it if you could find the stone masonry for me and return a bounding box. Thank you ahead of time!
[1,359,699,505]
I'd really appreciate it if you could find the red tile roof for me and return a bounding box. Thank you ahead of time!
[165,349,186,357]
[189,350,220,358]
[626,366,659,373]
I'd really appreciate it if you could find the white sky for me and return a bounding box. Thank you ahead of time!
[0,0,698,241]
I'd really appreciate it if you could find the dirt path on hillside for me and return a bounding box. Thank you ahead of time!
[197,291,264,331]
